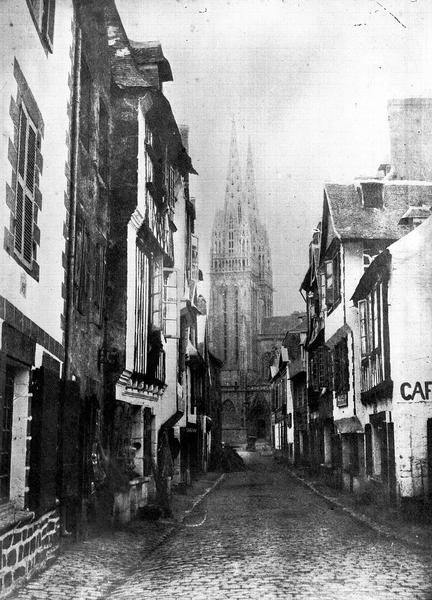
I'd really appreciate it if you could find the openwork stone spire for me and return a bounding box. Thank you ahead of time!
[244,137,257,212]
[224,118,242,215]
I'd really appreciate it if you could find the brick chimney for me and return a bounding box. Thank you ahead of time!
[388,98,432,181]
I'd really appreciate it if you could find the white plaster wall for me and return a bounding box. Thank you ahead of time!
[286,371,295,448]
[326,242,364,423]
[0,2,74,343]
[388,217,432,498]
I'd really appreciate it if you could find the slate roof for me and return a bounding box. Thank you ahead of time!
[324,181,432,240]
[261,312,306,336]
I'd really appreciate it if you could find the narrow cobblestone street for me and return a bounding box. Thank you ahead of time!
[13,452,432,600]
[104,453,432,600]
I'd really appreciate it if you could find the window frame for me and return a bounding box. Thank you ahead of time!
[358,283,384,393]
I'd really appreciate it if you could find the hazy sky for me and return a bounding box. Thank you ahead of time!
[117,0,432,314]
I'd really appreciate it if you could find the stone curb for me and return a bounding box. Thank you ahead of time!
[180,473,226,524]
[151,473,226,549]
[287,469,430,552]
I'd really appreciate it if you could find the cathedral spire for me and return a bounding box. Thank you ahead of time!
[224,118,242,215]
[244,137,257,212]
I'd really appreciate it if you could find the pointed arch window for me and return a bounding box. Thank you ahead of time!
[228,228,234,255]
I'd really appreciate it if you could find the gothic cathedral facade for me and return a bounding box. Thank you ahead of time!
[209,121,273,447]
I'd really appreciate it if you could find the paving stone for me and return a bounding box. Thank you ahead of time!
[8,455,432,599]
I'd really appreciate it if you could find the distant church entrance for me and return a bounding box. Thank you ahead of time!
[247,395,271,443]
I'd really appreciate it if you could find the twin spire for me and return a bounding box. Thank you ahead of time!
[224,118,257,216]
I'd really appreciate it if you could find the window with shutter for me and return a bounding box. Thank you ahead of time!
[27,0,56,52]
[359,284,385,393]
[150,258,163,331]
[134,243,150,375]
[15,105,37,267]
[163,268,178,338]
[325,260,334,307]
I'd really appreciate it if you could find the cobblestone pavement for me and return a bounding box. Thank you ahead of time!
[9,473,222,600]
[9,455,432,599]
[106,453,432,600]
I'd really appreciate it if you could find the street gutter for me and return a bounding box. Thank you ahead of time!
[288,469,431,552]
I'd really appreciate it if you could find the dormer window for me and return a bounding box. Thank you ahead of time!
[358,181,384,209]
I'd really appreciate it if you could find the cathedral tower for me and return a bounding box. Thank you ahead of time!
[209,121,273,446]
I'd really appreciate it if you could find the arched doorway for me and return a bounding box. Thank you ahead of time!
[246,394,271,443]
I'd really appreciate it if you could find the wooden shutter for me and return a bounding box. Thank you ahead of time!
[333,253,341,303]
[29,367,59,514]
[325,260,334,307]
[15,106,37,265]
[42,0,56,49]
[381,422,388,485]
[134,243,150,374]
[343,338,350,392]
[163,268,178,338]
[365,423,372,475]
[151,258,163,330]
[387,422,396,502]
[143,408,152,476]
[59,380,80,500]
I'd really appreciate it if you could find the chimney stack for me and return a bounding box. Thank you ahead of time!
[388,98,432,181]
[179,124,189,151]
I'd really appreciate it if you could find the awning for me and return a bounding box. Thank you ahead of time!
[334,416,363,434]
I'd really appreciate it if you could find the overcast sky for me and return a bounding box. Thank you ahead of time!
[117,0,432,314]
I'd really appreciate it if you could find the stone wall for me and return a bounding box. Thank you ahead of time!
[0,509,60,596]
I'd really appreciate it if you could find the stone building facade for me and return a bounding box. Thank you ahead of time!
[209,122,275,447]
[300,97,432,505]
[0,0,73,592]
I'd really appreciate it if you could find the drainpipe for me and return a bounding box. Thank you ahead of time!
[64,21,81,380]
